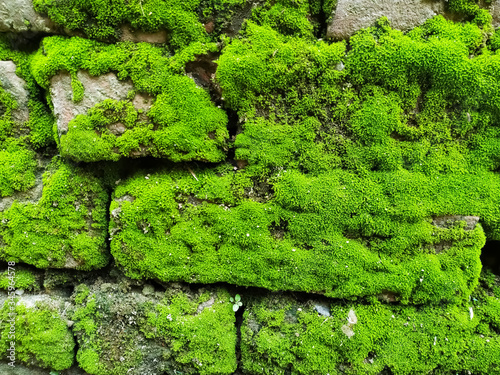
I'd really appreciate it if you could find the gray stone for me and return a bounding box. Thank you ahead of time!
[327,0,446,40]
[0,156,48,212]
[0,0,57,33]
[432,215,480,231]
[0,363,89,375]
[142,284,155,295]
[314,302,331,317]
[50,70,153,137]
[492,0,500,28]
[50,71,134,137]
[0,60,30,125]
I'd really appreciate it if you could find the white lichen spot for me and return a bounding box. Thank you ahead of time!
[348,309,357,325]
[341,324,355,338]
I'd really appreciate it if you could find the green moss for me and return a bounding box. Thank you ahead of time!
[72,284,236,375]
[241,290,500,374]
[0,301,75,370]
[0,268,39,291]
[249,0,317,39]
[0,85,18,141]
[0,157,109,270]
[0,36,55,149]
[31,36,228,162]
[490,28,500,50]
[145,288,237,374]
[215,17,500,179]
[217,22,345,115]
[447,0,493,26]
[109,164,493,303]
[0,139,37,197]
[33,0,207,49]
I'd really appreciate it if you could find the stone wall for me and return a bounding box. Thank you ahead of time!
[0,0,500,374]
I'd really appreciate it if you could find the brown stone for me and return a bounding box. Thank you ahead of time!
[119,25,168,43]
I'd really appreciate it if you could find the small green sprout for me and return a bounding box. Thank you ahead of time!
[230,294,242,312]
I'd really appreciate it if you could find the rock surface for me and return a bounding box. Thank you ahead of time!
[433,215,480,231]
[0,0,57,33]
[50,70,141,136]
[72,281,237,375]
[327,0,446,39]
[492,0,500,28]
[0,60,30,125]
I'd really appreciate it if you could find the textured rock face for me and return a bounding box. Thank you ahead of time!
[0,0,57,33]
[492,0,500,27]
[71,280,237,375]
[327,0,446,39]
[50,70,138,136]
[433,215,481,231]
[0,60,29,125]
[41,39,228,163]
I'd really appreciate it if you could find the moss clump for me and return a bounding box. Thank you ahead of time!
[447,0,493,26]
[0,36,55,149]
[0,300,75,370]
[0,139,37,197]
[248,0,320,39]
[33,0,326,45]
[72,283,236,375]
[0,268,40,291]
[33,0,207,49]
[31,36,228,162]
[109,164,491,304]
[144,288,237,374]
[217,17,500,178]
[241,288,500,374]
[217,22,345,117]
[0,157,109,270]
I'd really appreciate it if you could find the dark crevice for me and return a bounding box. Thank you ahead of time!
[234,303,245,370]
[226,107,239,162]
[0,31,50,53]
[481,240,500,275]
[315,0,329,40]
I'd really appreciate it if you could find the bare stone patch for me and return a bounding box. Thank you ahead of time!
[0,60,30,125]
[0,0,57,33]
[327,0,446,40]
[50,70,135,136]
[432,215,480,231]
[120,25,168,43]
